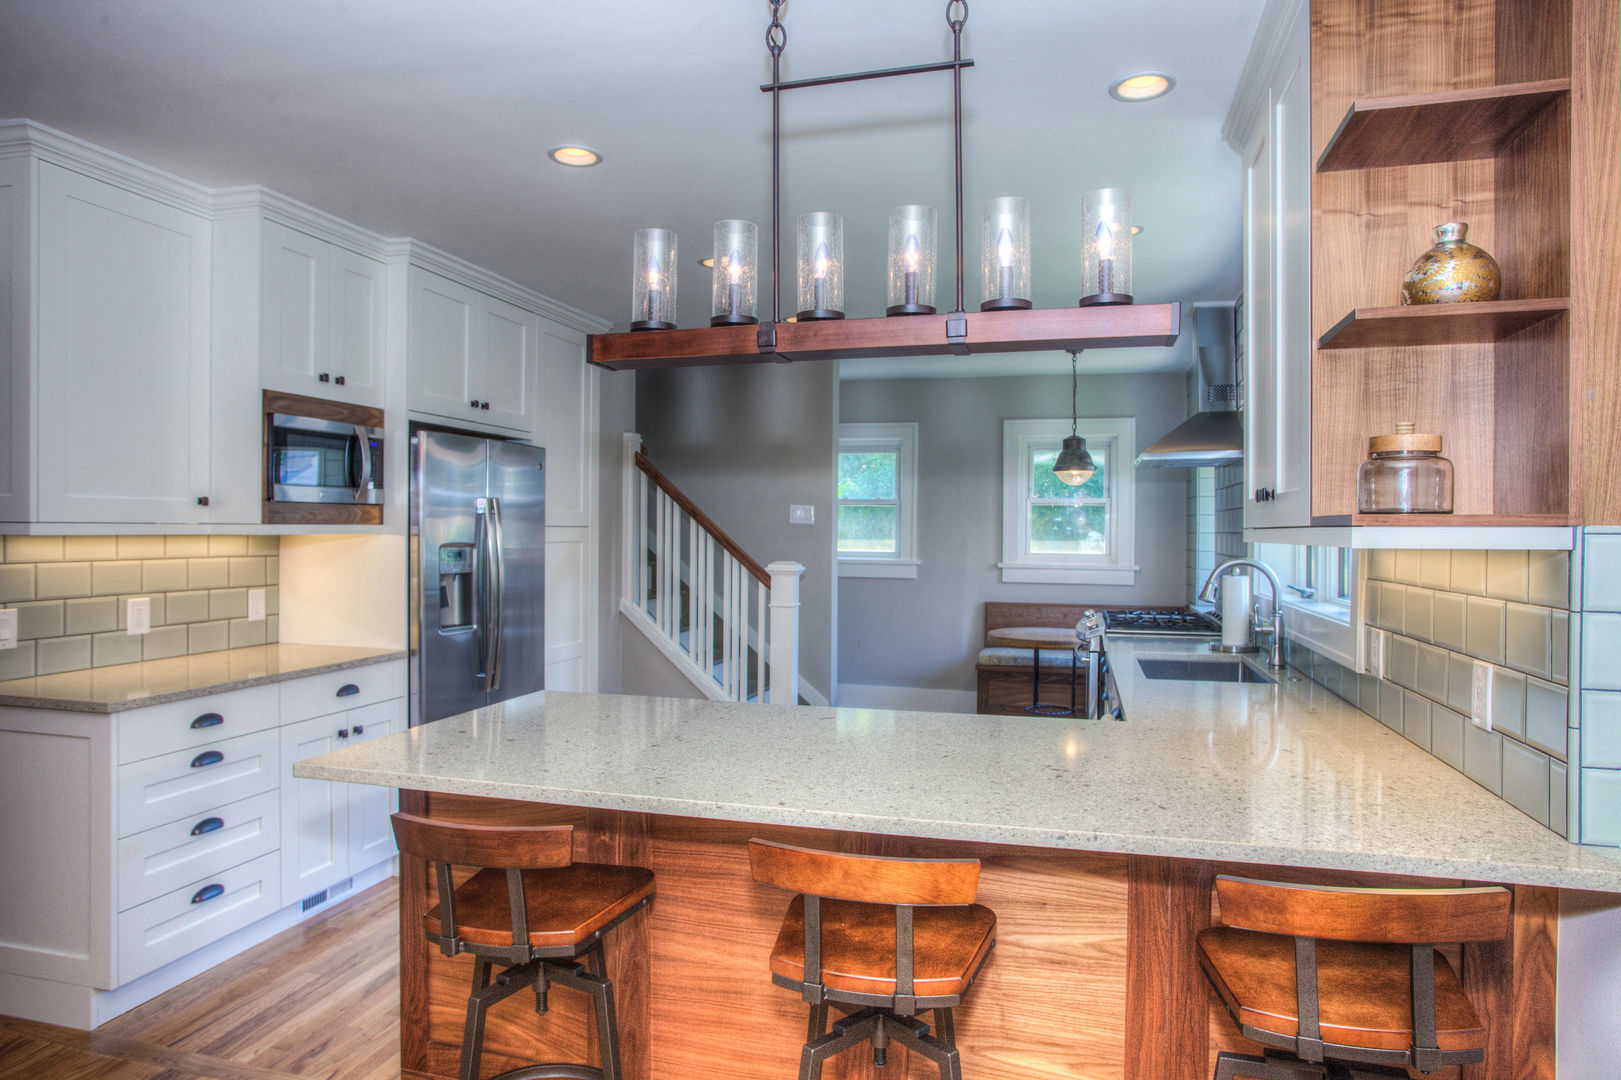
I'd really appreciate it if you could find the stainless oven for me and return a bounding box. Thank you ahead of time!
[263,392,384,522]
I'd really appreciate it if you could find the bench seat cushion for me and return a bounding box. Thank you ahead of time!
[976,647,1076,668]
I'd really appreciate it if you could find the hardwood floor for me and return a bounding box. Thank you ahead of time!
[0,880,401,1080]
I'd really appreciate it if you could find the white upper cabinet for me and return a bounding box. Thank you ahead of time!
[34,163,214,525]
[1240,0,1312,529]
[408,266,536,436]
[537,318,593,527]
[260,220,385,407]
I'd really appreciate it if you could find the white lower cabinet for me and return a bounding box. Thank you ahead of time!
[279,670,403,907]
[0,658,405,1028]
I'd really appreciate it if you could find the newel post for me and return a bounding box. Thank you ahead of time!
[621,432,642,606]
[765,561,804,705]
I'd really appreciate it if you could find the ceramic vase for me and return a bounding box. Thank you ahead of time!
[1400,222,1501,305]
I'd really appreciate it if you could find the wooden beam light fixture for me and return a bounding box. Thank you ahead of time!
[588,1,1181,371]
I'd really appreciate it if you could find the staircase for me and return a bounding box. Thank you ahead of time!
[620,433,804,704]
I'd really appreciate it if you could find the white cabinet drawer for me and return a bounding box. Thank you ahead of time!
[118,851,281,984]
[117,684,280,765]
[117,789,280,911]
[280,660,406,722]
[118,728,279,837]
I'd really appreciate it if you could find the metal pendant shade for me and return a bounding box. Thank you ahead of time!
[1055,350,1095,485]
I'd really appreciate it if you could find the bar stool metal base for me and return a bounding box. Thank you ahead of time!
[800,1003,962,1080]
[1213,1049,1414,1080]
[460,945,622,1080]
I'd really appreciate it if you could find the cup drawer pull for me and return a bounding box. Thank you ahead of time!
[190,750,225,769]
[190,712,224,729]
[190,817,225,836]
[336,683,360,697]
[191,883,225,905]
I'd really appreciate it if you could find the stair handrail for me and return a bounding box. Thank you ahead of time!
[633,449,770,587]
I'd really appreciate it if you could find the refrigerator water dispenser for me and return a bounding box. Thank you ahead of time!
[438,543,475,630]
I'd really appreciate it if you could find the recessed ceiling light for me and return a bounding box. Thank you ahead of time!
[548,145,602,167]
[1109,73,1175,102]
[699,257,715,269]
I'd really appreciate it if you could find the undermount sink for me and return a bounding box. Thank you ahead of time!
[1136,658,1276,684]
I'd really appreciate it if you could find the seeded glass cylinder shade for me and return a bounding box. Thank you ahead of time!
[632,228,678,330]
[886,205,937,316]
[1079,189,1133,306]
[980,196,1032,310]
[710,220,759,326]
[796,212,845,321]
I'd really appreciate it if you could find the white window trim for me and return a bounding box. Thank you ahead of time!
[837,422,919,579]
[1252,541,1362,669]
[999,417,1139,586]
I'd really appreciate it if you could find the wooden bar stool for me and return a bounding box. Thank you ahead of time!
[748,839,996,1080]
[1196,875,1511,1079]
[391,813,654,1080]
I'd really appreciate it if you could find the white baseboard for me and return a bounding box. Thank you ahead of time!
[835,683,976,714]
[0,859,396,1030]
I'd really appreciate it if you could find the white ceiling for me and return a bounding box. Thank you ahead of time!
[0,0,1263,379]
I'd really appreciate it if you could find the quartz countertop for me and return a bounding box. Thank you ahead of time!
[294,636,1621,892]
[0,643,406,712]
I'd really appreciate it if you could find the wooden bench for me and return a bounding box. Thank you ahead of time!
[975,602,1119,715]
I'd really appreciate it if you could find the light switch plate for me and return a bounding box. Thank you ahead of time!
[1471,660,1494,731]
[0,609,16,650]
[126,597,150,636]
[247,588,266,622]
[789,504,814,525]
[1364,626,1386,678]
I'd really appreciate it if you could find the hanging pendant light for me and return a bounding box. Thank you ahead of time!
[1054,350,1096,485]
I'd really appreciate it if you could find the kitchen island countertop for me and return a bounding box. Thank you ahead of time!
[0,642,405,712]
[296,636,1621,892]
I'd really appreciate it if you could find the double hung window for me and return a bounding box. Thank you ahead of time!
[1000,418,1137,585]
[837,422,918,578]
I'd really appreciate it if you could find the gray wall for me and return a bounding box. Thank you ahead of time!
[837,372,1191,693]
[634,362,838,699]
[594,368,637,693]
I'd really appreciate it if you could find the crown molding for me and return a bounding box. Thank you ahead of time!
[1221,0,1308,151]
[403,239,611,335]
[0,118,215,216]
[0,117,612,336]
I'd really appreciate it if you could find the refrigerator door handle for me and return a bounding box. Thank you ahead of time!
[487,496,506,692]
[474,497,491,686]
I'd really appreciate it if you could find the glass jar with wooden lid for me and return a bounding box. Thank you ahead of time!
[1357,422,1454,513]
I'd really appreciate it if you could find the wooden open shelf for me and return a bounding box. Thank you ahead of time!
[1316,79,1570,172]
[587,302,1181,370]
[1317,298,1569,350]
[1348,512,1569,527]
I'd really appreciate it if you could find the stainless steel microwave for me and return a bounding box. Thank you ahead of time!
[263,392,384,523]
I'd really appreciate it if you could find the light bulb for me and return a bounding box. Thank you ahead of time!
[814,242,830,279]
[904,234,921,272]
[997,227,1014,268]
[1095,220,1114,261]
[726,249,743,284]
[645,254,662,288]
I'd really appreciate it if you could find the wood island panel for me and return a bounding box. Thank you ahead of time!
[396,795,1556,1080]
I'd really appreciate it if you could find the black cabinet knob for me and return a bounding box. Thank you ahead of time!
[480,401,490,410]
[318,372,331,383]
[1254,487,1275,503]
[334,375,346,386]
[470,399,480,407]
[337,728,349,739]
[353,724,364,735]
[196,496,210,506]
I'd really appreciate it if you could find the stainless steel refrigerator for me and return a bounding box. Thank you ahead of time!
[410,427,545,726]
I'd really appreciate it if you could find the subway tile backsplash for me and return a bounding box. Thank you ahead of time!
[1287,547,1573,839]
[0,535,280,679]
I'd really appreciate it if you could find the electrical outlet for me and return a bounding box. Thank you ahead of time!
[126,597,151,636]
[788,504,814,525]
[1471,660,1494,731]
[0,609,16,650]
[247,588,266,622]
[1364,626,1386,678]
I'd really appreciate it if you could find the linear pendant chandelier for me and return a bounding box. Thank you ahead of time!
[587,1,1181,372]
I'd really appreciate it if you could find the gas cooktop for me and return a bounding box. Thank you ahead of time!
[1101,608,1223,637]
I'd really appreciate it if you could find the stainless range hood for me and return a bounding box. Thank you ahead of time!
[1136,303,1242,468]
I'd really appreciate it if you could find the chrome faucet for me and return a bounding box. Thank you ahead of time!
[1198,558,1286,669]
